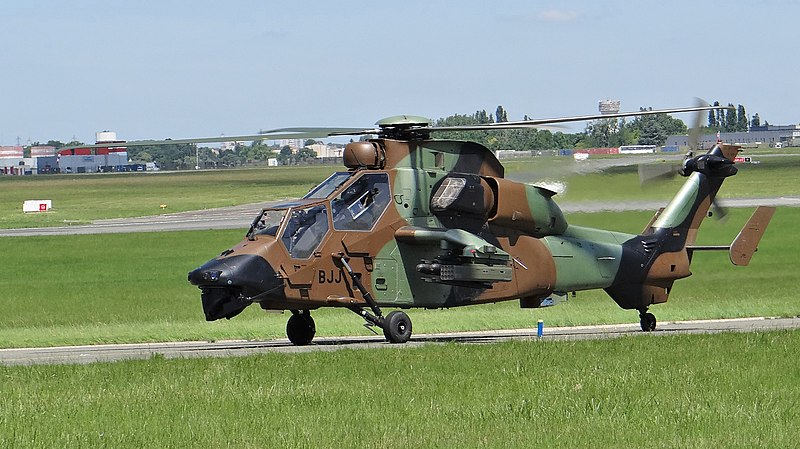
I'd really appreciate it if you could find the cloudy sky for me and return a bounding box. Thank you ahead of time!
[1,0,796,144]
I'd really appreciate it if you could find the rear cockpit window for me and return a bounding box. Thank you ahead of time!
[332,173,390,231]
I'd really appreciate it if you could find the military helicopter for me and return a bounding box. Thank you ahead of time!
[90,105,776,345]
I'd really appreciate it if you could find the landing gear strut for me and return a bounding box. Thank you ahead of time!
[287,310,316,345]
[337,255,413,344]
[639,309,657,332]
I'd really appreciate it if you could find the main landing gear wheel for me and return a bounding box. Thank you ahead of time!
[287,311,316,346]
[383,311,412,343]
[639,312,657,332]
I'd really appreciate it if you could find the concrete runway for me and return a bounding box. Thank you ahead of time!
[1,317,797,366]
[1,196,797,237]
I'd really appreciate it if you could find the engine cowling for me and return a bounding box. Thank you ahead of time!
[485,177,567,237]
[430,175,567,237]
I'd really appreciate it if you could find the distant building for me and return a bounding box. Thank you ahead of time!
[599,99,621,115]
[666,124,800,149]
[0,146,25,174]
[56,131,129,173]
[309,143,345,159]
[276,139,304,151]
[0,146,23,158]
[30,146,56,157]
[58,153,128,174]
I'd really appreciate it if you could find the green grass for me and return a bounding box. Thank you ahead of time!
[2,330,799,448]
[1,207,796,348]
[0,165,335,228]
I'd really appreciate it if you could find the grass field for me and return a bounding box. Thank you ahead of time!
[2,330,798,448]
[1,207,796,348]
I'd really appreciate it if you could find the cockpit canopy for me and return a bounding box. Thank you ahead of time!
[247,171,391,259]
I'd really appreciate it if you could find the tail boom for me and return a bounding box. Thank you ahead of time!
[605,144,742,310]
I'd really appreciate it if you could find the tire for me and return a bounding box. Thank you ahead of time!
[383,311,412,343]
[287,312,316,346]
[640,312,657,332]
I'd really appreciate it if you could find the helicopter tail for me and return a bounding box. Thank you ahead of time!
[603,143,772,310]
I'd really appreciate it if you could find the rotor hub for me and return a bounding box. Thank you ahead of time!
[375,115,433,140]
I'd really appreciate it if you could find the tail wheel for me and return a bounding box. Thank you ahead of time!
[640,312,657,332]
[383,311,412,343]
[287,311,316,346]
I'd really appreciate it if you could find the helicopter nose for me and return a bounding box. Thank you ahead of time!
[188,254,282,293]
[188,254,285,321]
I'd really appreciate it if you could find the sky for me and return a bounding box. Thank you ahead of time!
[1,0,797,145]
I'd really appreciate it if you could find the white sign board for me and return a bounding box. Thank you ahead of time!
[23,200,52,213]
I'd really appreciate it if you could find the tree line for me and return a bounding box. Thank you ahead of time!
[434,101,762,151]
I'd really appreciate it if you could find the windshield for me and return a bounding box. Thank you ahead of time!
[304,172,353,199]
[248,209,288,238]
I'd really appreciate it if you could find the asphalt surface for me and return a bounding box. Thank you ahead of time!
[1,317,797,366]
[1,196,798,237]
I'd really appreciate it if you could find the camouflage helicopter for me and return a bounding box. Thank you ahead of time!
[184,105,778,345]
[74,105,762,345]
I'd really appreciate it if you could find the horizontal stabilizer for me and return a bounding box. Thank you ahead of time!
[729,206,776,266]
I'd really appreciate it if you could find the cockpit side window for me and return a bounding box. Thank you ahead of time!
[332,173,390,231]
[281,204,329,259]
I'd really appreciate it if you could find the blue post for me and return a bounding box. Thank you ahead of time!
[537,319,544,338]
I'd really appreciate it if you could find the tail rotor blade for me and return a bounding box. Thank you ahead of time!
[687,97,708,152]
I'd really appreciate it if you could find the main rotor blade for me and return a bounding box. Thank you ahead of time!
[427,105,728,132]
[261,127,375,135]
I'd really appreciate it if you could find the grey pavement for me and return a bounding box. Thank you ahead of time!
[1,317,797,366]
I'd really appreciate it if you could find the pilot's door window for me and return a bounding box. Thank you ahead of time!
[332,173,390,231]
[281,204,329,259]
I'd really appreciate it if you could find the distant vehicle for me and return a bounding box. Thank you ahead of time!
[573,152,589,161]
[734,156,760,164]
[619,145,657,154]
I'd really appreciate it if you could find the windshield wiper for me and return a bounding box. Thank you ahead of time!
[246,210,266,240]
